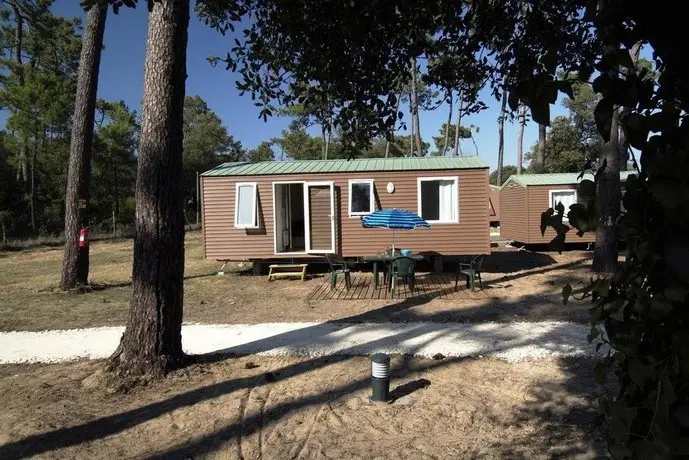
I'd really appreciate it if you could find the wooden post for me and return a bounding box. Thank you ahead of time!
[196,170,200,227]
[433,256,444,273]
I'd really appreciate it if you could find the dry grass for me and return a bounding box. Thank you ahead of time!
[0,355,604,459]
[0,239,606,458]
[0,233,596,332]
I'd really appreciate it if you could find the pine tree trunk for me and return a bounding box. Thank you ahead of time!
[617,42,641,172]
[29,143,35,234]
[114,162,120,226]
[593,110,621,273]
[12,5,29,185]
[60,2,107,290]
[593,56,622,273]
[536,123,546,172]
[471,132,479,156]
[454,90,463,156]
[497,92,507,186]
[617,109,628,171]
[408,91,414,157]
[385,93,401,158]
[517,105,526,174]
[321,126,328,159]
[410,58,422,156]
[110,0,189,378]
[13,5,23,83]
[414,107,423,156]
[442,89,452,156]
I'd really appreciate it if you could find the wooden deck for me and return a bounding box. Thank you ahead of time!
[307,272,490,301]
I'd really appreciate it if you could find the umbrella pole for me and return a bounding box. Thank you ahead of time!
[392,229,395,253]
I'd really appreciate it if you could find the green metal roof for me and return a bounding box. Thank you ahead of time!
[501,171,636,189]
[201,156,488,177]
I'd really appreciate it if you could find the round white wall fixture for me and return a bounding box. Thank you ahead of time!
[386,182,395,194]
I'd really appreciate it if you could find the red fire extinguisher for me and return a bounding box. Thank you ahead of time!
[79,227,89,248]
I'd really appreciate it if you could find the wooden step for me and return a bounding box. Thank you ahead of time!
[268,264,308,281]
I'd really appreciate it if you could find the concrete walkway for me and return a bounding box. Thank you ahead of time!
[0,321,602,364]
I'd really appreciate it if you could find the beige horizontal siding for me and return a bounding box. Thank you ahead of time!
[308,185,332,250]
[202,169,490,260]
[499,183,529,243]
[527,185,596,244]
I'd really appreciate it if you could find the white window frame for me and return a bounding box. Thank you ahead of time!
[549,189,578,222]
[234,182,259,228]
[417,176,459,224]
[348,179,375,217]
[304,181,336,254]
[271,181,307,255]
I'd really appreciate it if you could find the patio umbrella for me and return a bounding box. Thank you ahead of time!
[361,208,431,252]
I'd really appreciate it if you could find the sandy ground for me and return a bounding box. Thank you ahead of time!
[0,233,595,331]
[0,237,608,457]
[0,355,605,459]
[0,321,600,364]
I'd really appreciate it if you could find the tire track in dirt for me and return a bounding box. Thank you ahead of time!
[237,358,286,459]
[257,357,289,458]
[236,384,252,460]
[293,402,327,459]
[237,377,264,459]
[290,365,347,459]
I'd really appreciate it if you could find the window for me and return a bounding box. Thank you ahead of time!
[349,179,374,216]
[417,177,458,223]
[549,189,577,222]
[235,182,258,228]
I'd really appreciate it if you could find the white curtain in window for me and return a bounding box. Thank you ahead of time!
[437,180,456,221]
[236,184,256,226]
[551,191,576,213]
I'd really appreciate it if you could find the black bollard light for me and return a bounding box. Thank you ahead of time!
[370,353,392,403]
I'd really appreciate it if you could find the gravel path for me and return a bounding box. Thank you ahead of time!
[0,321,600,364]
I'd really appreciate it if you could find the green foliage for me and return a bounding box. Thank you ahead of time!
[198,1,492,147]
[182,95,243,207]
[0,3,81,235]
[91,100,139,227]
[526,116,590,173]
[489,165,517,185]
[273,126,325,160]
[359,135,428,158]
[0,4,249,238]
[563,81,601,148]
[197,1,689,457]
[431,123,471,155]
[247,141,274,162]
[536,6,689,455]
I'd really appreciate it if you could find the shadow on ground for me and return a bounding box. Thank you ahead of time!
[0,294,604,459]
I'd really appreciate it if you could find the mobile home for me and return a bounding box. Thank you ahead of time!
[200,157,491,263]
[499,172,633,245]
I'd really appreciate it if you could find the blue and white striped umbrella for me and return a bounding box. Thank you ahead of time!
[361,209,430,251]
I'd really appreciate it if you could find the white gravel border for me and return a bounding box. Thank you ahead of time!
[0,321,604,364]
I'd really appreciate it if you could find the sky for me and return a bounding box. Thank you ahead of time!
[36,2,586,172]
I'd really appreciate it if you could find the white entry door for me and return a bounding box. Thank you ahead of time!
[304,182,335,253]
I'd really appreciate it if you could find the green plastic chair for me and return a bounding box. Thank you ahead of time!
[455,255,485,291]
[325,253,352,290]
[388,256,416,295]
